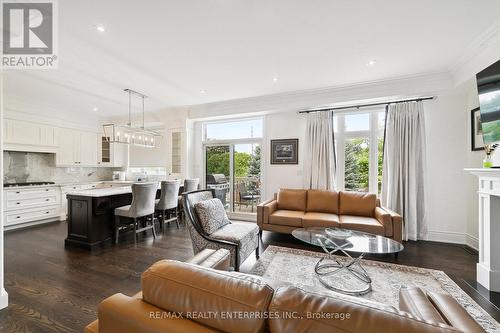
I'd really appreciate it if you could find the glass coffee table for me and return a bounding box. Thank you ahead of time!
[292,227,404,296]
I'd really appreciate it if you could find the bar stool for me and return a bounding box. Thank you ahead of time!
[155,180,181,230]
[184,178,200,192]
[114,182,158,245]
[178,178,199,220]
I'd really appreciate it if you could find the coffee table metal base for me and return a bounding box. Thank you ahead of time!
[315,237,372,296]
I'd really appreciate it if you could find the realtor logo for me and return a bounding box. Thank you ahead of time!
[1,0,58,69]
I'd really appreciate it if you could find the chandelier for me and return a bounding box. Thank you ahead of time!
[103,89,161,148]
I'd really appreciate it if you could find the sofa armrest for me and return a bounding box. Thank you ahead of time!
[84,320,98,333]
[381,206,403,243]
[257,199,278,228]
[97,293,217,333]
[375,207,393,237]
[186,248,231,271]
[399,287,447,325]
[427,291,486,333]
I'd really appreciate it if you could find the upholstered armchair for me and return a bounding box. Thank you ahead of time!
[182,189,260,271]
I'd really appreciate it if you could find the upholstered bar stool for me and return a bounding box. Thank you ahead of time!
[178,178,200,221]
[155,180,181,230]
[114,182,158,245]
[184,178,200,192]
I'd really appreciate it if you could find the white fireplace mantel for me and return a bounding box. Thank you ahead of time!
[466,168,500,292]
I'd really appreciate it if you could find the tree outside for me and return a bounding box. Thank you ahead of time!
[344,137,384,192]
[206,145,261,178]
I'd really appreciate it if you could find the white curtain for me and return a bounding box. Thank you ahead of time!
[303,111,336,190]
[381,101,427,241]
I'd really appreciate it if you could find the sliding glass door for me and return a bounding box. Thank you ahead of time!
[205,145,231,212]
[202,118,263,217]
[233,143,261,214]
[204,142,261,216]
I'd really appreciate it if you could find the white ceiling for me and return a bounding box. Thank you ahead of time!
[4,0,500,119]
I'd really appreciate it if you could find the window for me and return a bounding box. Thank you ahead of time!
[204,118,263,141]
[334,110,385,194]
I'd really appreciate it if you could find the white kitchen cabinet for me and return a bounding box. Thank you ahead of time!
[3,118,58,152]
[3,185,62,230]
[80,131,98,166]
[56,129,98,167]
[97,134,126,167]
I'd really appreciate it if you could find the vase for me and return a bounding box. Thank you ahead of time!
[483,155,493,168]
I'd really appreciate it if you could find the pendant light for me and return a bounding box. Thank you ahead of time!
[103,89,161,148]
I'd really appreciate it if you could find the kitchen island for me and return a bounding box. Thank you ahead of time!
[64,185,161,250]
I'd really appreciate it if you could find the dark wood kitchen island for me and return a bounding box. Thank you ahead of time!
[64,186,160,250]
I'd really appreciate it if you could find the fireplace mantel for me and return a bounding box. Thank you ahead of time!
[466,168,500,292]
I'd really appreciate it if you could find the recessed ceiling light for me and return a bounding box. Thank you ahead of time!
[367,59,377,66]
[92,107,98,112]
[200,89,207,94]
[95,25,105,32]
[272,76,278,82]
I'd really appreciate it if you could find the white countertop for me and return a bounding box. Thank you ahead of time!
[67,183,161,197]
[3,180,138,190]
[68,186,134,197]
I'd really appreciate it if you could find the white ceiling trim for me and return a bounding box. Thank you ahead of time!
[188,71,454,120]
[451,20,500,85]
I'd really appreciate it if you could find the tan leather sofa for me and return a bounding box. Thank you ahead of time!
[257,189,403,243]
[85,249,484,333]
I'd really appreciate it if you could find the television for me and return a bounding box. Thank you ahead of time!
[477,59,500,144]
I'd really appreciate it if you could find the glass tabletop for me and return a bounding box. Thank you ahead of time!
[292,227,404,254]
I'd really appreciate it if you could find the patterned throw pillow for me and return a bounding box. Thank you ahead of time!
[194,198,231,234]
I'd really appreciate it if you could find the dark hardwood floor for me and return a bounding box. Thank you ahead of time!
[0,221,498,332]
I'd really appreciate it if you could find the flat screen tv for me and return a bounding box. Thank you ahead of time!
[477,59,500,144]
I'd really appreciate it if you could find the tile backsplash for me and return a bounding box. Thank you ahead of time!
[3,151,115,184]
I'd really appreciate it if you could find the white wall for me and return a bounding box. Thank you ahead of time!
[262,113,306,200]
[423,85,472,245]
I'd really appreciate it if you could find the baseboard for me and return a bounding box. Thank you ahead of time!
[466,234,479,251]
[4,218,62,232]
[425,230,467,244]
[0,288,8,310]
[424,230,479,251]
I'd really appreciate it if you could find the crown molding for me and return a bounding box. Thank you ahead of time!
[4,100,99,132]
[452,20,500,85]
[188,71,453,120]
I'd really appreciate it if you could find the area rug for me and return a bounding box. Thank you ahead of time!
[250,245,500,332]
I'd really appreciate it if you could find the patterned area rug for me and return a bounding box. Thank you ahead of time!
[250,245,500,332]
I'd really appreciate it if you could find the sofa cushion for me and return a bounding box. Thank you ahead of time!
[277,189,307,211]
[302,212,340,228]
[339,191,377,217]
[269,210,304,227]
[339,215,385,236]
[306,190,339,214]
[194,198,230,234]
[142,260,274,333]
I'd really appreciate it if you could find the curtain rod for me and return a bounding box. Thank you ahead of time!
[298,96,436,114]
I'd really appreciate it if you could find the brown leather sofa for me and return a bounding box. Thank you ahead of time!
[257,189,403,243]
[85,249,484,333]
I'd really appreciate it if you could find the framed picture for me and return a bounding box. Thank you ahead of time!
[471,107,484,151]
[271,139,298,164]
